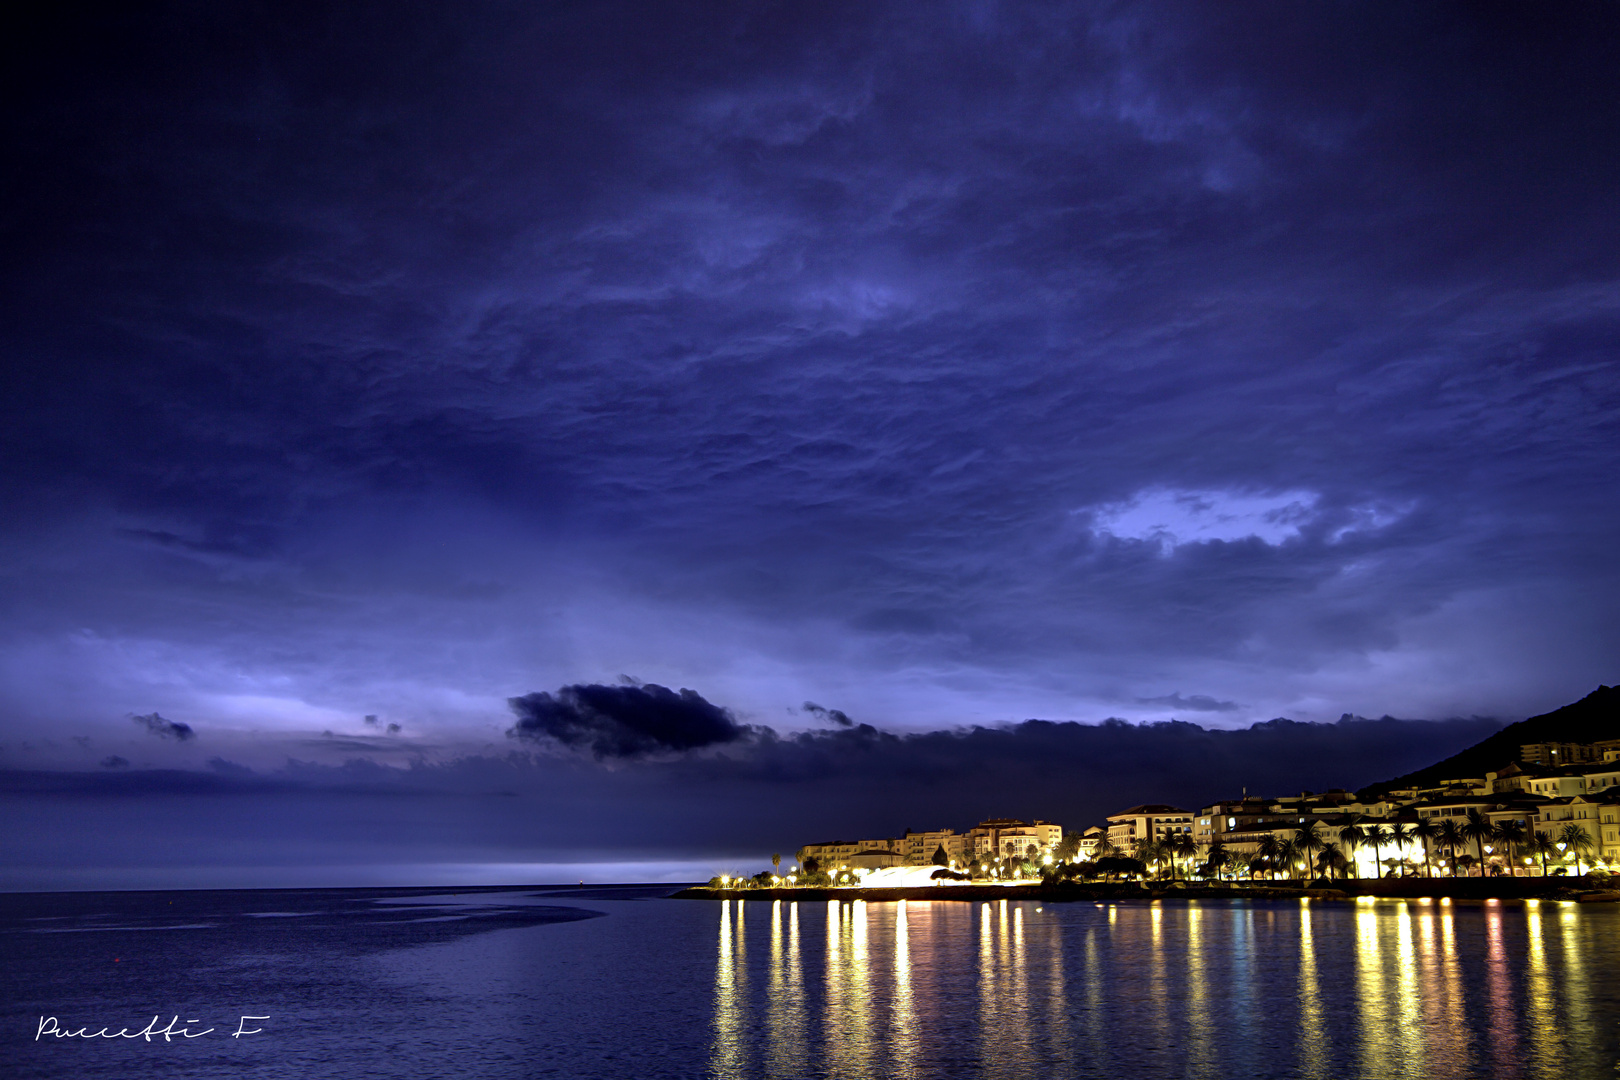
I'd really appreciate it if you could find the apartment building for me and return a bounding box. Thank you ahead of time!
[1519,740,1620,767]
[1107,804,1194,852]
[799,819,1042,872]
[967,818,1063,860]
[898,828,968,866]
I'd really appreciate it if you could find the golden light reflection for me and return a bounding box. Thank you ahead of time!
[1481,903,1519,1077]
[978,902,994,1071]
[1148,902,1169,1060]
[711,900,746,1080]
[765,900,806,1079]
[1557,903,1587,1074]
[1010,903,1033,1068]
[851,900,873,1072]
[975,900,1041,1075]
[825,900,847,1076]
[1185,903,1215,1079]
[1393,902,1422,1074]
[890,901,919,1080]
[1413,899,1466,1071]
[1355,903,1392,1080]
[1437,903,1469,1064]
[1297,902,1325,1080]
[1524,901,1562,1078]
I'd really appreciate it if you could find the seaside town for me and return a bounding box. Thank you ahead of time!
[714,737,1620,890]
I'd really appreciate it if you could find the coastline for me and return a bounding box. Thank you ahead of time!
[673,878,1620,904]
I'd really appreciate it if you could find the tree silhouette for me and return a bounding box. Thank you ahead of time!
[1171,833,1198,881]
[1338,821,1366,880]
[1436,819,1465,876]
[1559,823,1594,875]
[1410,818,1438,878]
[1389,823,1413,876]
[1365,823,1392,879]
[1316,841,1347,881]
[1462,810,1495,878]
[1494,820,1526,875]
[1529,830,1557,876]
[1294,821,1326,880]
[1256,833,1283,880]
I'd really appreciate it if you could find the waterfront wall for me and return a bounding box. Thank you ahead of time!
[675,877,1616,903]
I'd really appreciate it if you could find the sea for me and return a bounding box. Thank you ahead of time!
[3,885,1617,1079]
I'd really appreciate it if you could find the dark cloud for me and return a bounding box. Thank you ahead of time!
[802,701,855,726]
[0,1,1617,841]
[99,755,128,769]
[1136,693,1241,713]
[507,683,754,759]
[131,712,195,741]
[1,710,1507,884]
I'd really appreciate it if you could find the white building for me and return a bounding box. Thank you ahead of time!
[966,818,1062,861]
[1107,804,1194,852]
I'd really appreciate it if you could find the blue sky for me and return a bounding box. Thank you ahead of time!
[1,2,1616,883]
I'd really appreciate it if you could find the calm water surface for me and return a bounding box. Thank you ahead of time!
[4,887,1617,1078]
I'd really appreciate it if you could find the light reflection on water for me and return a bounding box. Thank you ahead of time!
[712,897,1620,1080]
[1296,901,1324,1080]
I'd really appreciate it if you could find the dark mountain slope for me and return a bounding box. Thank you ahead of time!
[1360,685,1620,798]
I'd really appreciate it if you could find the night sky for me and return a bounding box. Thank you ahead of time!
[3,2,1618,887]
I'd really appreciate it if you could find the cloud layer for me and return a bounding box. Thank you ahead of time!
[0,707,1507,887]
[0,2,1616,765]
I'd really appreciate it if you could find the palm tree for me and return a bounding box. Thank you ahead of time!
[1436,819,1465,876]
[1294,821,1326,881]
[1529,830,1557,877]
[1560,823,1594,875]
[1462,810,1496,877]
[1172,833,1198,881]
[1389,823,1414,876]
[1365,824,1393,878]
[1410,818,1438,877]
[1494,820,1527,875]
[1277,838,1301,881]
[1256,833,1284,880]
[1338,821,1366,880]
[1132,836,1162,880]
[1204,842,1231,881]
[1316,841,1346,881]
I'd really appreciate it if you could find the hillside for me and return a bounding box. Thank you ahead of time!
[1359,685,1620,798]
